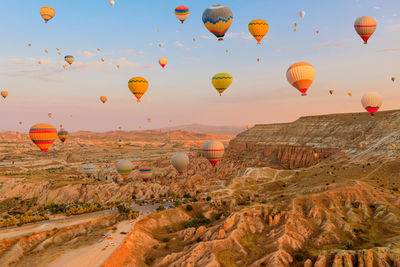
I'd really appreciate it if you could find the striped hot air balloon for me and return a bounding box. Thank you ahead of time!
[29,123,57,154]
[128,77,148,102]
[354,16,376,44]
[139,167,153,182]
[361,92,382,116]
[248,19,269,45]
[202,141,225,167]
[286,62,315,96]
[212,73,232,96]
[202,5,233,41]
[116,160,133,180]
[175,5,190,24]
[58,129,69,143]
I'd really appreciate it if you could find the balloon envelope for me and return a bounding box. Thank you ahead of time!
[286,62,315,96]
[64,55,74,65]
[159,57,168,68]
[361,92,382,116]
[248,19,269,44]
[354,16,376,44]
[202,5,233,41]
[139,167,152,182]
[58,129,69,143]
[116,160,133,180]
[299,11,306,19]
[128,77,148,102]
[171,153,189,174]
[175,5,190,23]
[212,73,233,96]
[100,96,107,103]
[202,141,224,167]
[1,91,8,99]
[29,123,57,153]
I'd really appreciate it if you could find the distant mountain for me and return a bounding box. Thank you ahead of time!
[162,124,244,135]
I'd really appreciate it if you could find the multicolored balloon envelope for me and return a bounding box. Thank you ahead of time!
[40,6,55,23]
[202,5,233,41]
[116,160,133,180]
[139,167,153,182]
[64,55,74,65]
[171,153,189,174]
[202,140,225,167]
[354,16,376,44]
[29,123,57,153]
[248,19,269,44]
[58,129,69,143]
[212,73,232,96]
[128,77,148,102]
[286,62,315,96]
[175,5,190,24]
[116,138,124,147]
[361,92,382,116]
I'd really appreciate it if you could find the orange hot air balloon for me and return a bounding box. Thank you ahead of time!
[116,64,120,69]
[100,96,107,103]
[56,48,60,51]
[294,29,297,32]
[128,77,149,102]
[29,123,57,153]
[329,90,334,95]
[1,91,8,99]
[97,48,101,51]
[392,144,396,149]
[313,153,318,158]
[19,121,22,125]
[202,140,224,167]
[48,113,52,118]
[392,77,396,82]
[38,61,42,65]
[45,49,48,53]
[248,19,269,45]
[58,52,62,55]
[286,62,315,96]
[40,6,55,23]
[159,57,168,68]
[354,16,376,44]
[101,58,105,62]
[359,143,363,148]
[348,92,353,96]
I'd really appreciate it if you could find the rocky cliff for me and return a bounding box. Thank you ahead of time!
[227,110,400,169]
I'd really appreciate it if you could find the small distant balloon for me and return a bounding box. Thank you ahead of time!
[294,23,298,27]
[1,91,8,99]
[294,29,297,32]
[299,11,306,19]
[116,64,120,68]
[64,55,74,65]
[101,58,105,62]
[109,0,115,7]
[348,92,353,96]
[28,43,32,47]
[257,58,260,62]
[329,90,334,95]
[100,96,107,103]
[97,48,101,51]
[56,48,60,51]
[159,57,168,68]
[58,52,62,55]
[316,30,319,34]
[392,77,396,82]
[147,118,152,123]
[48,113,52,118]
[45,50,48,53]
[38,61,42,65]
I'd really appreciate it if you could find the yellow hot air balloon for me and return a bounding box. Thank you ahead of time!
[45,49,48,53]
[40,6,55,23]
[116,64,120,69]
[212,73,232,96]
[248,19,269,45]
[202,140,224,167]
[1,91,8,99]
[354,16,376,44]
[159,57,168,68]
[348,92,353,96]
[286,62,315,96]
[64,55,74,65]
[100,96,108,103]
[202,5,233,41]
[29,123,57,154]
[246,124,251,130]
[128,77,149,102]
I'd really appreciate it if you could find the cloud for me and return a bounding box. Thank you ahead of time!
[385,24,400,30]
[314,42,345,48]
[225,32,253,40]
[81,51,94,58]
[376,48,400,52]
[7,58,29,65]
[119,49,135,54]
[73,61,104,69]
[175,41,184,47]
[148,42,154,47]
[117,57,139,68]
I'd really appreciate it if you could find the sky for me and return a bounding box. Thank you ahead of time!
[0,0,400,132]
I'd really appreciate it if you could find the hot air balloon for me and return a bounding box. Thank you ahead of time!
[48,113,52,118]
[248,19,269,45]
[257,58,260,62]
[392,77,396,82]
[38,61,42,65]
[392,144,396,149]
[147,118,152,123]
[19,122,22,125]
[202,140,224,167]
[116,64,120,69]
[294,23,298,27]
[28,43,32,47]
[109,0,115,7]
[56,48,60,51]
[100,96,108,103]
[299,11,306,19]
[359,143,363,148]
[225,49,229,53]
[193,38,196,41]
[40,6,55,23]
[45,50,48,53]
[139,167,153,182]
[1,91,8,99]
[329,90,334,95]
[83,163,96,177]
[159,43,163,47]
[128,77,148,102]
[246,125,251,130]
[70,114,73,118]
[58,129,69,143]
[101,58,105,62]
[64,55,74,65]
[175,5,190,24]
[361,92,382,116]
[171,153,189,175]
[294,29,297,32]
[316,30,320,34]
[348,92,353,96]
[212,73,233,96]
[58,52,62,56]
[29,123,57,154]
[202,5,233,41]
[313,153,318,158]
[286,62,315,96]
[97,48,101,51]
[116,160,133,180]
[354,16,376,44]
[159,57,168,68]
[169,120,172,123]
[116,138,124,147]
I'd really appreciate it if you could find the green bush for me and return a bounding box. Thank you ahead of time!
[345,240,354,250]
[206,196,211,201]
[294,253,303,261]
[186,205,193,211]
